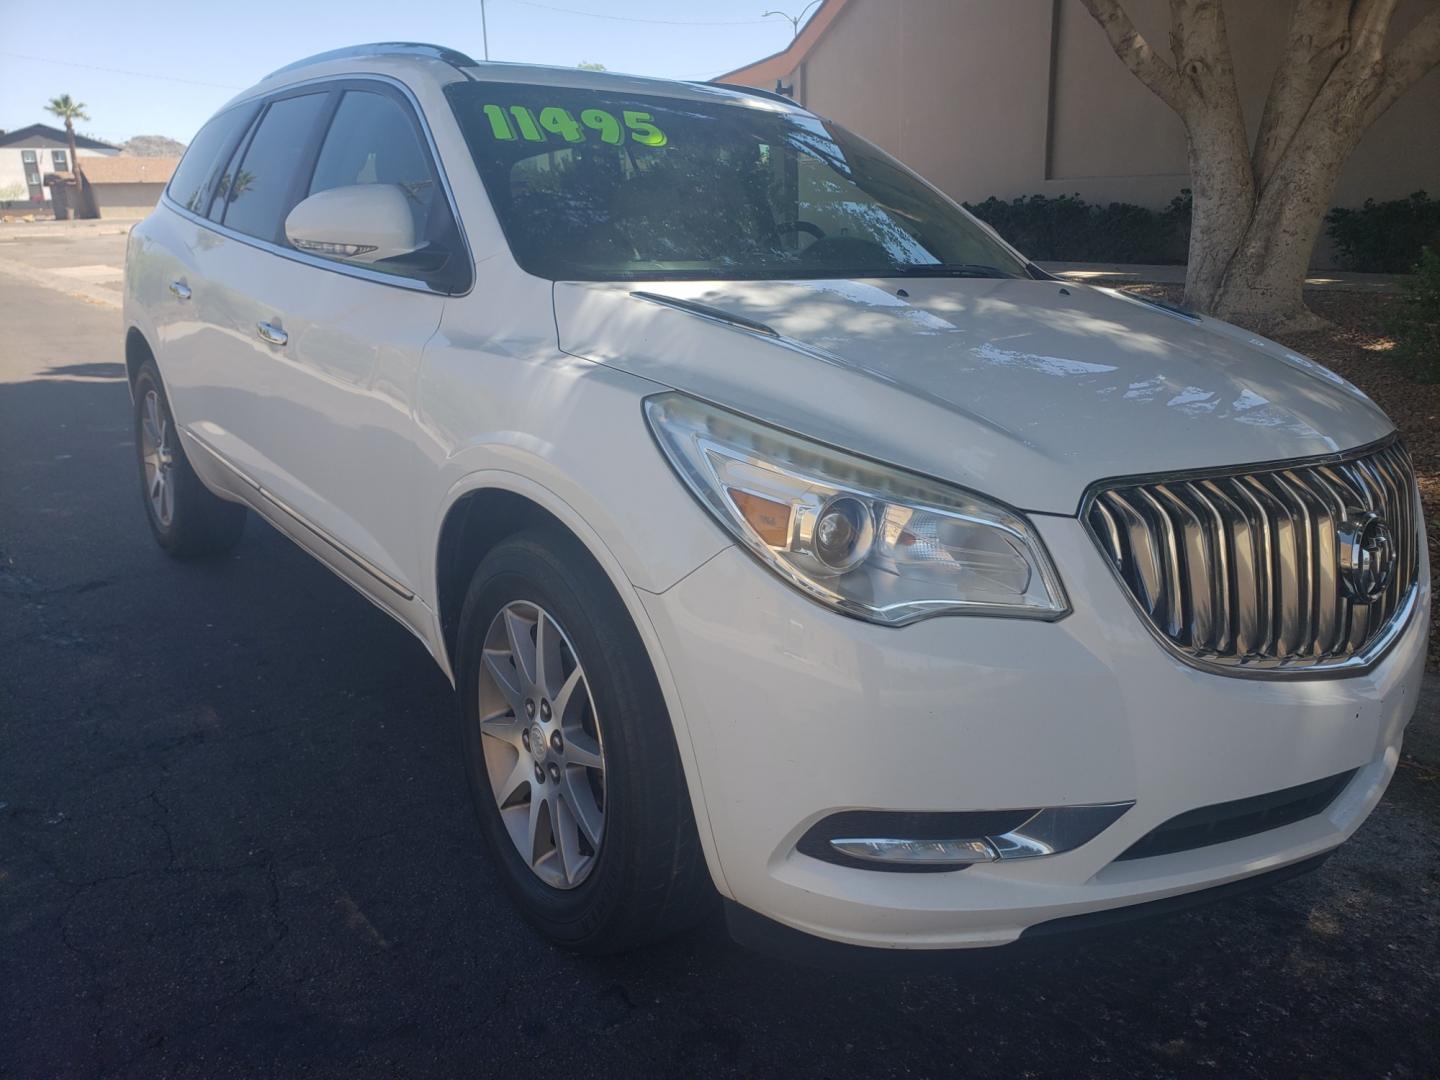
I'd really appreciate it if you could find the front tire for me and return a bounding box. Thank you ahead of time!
[456,529,713,953]
[132,360,245,558]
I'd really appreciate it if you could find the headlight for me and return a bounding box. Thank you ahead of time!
[644,394,1069,625]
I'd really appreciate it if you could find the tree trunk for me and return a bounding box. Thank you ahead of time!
[1079,0,1440,336]
[64,118,82,221]
[1200,130,1352,333]
[1180,109,1256,312]
[1202,194,1332,334]
[64,118,79,180]
[63,118,98,220]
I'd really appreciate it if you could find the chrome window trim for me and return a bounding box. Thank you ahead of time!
[160,71,474,298]
[1079,433,1423,681]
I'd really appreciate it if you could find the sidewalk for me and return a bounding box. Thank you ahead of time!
[0,216,140,241]
[1039,261,1407,294]
[0,222,131,309]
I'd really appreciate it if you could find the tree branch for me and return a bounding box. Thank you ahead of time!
[1349,0,1402,62]
[1252,0,1353,186]
[1166,0,1245,102]
[1365,4,1440,126]
[1077,0,1188,113]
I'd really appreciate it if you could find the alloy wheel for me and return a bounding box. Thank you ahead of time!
[140,389,175,527]
[477,600,607,889]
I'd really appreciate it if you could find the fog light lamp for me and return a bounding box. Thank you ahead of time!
[829,837,999,866]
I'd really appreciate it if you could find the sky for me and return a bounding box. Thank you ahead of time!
[0,0,809,145]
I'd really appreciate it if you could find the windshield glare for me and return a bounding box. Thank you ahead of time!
[447,83,1029,282]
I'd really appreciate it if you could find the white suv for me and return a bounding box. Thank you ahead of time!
[123,44,1429,959]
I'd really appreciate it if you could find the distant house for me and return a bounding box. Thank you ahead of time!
[75,155,179,218]
[0,124,120,210]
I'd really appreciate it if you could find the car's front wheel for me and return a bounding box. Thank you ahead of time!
[456,529,712,952]
[132,360,246,558]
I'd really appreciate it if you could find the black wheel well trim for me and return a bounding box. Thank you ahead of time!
[125,325,156,391]
[435,487,608,675]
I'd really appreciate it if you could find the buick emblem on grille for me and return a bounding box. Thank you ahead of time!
[1338,512,1395,603]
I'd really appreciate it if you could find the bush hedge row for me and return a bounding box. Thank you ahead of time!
[1324,192,1440,273]
[962,192,1192,265]
[962,190,1439,274]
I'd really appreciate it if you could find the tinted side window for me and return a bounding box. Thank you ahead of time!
[309,91,436,232]
[220,92,328,242]
[168,106,255,215]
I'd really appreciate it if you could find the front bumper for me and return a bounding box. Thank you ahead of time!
[640,515,1430,952]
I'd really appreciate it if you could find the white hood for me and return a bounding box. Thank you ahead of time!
[553,277,1393,514]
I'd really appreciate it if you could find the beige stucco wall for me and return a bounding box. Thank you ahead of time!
[790,0,1056,202]
[748,0,1440,264]
[90,181,165,218]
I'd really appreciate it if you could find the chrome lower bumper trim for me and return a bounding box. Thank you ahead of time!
[812,802,1135,870]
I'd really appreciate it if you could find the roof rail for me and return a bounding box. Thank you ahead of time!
[265,42,478,81]
[703,81,802,108]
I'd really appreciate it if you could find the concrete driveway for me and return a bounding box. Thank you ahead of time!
[1,243,1437,1079]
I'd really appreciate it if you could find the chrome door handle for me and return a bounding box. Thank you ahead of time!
[169,280,191,300]
[256,321,288,347]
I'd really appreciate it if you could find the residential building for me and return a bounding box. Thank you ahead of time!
[76,155,179,217]
[0,124,119,210]
[716,0,1440,264]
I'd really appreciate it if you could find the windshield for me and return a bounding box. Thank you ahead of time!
[446,82,1030,282]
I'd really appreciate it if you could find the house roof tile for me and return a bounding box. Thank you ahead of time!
[0,124,120,151]
[77,155,179,184]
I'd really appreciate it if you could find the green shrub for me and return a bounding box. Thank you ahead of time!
[1389,246,1440,381]
[1325,192,1440,272]
[963,191,1191,264]
[965,189,1437,274]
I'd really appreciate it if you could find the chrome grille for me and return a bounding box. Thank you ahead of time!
[1085,439,1420,675]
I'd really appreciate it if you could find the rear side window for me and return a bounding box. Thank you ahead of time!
[308,90,437,243]
[168,106,255,215]
[219,92,328,242]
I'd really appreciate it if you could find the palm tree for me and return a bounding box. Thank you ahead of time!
[44,94,90,181]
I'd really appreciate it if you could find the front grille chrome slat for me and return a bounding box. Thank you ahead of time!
[1230,479,1277,657]
[1366,453,1408,614]
[1189,482,1233,654]
[1201,480,1253,655]
[1291,468,1347,654]
[1085,439,1420,676]
[1137,487,1186,638]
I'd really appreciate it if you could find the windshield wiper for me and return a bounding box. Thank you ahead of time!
[889,263,1020,279]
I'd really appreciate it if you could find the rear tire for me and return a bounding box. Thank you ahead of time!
[456,528,714,953]
[132,360,245,559]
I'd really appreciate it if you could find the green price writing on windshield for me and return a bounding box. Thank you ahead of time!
[481,104,668,147]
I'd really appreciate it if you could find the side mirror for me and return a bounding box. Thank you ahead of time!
[285,184,421,265]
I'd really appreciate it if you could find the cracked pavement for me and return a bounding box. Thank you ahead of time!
[1,269,1438,1079]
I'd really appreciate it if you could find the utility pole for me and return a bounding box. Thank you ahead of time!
[481,0,490,60]
[763,1,821,39]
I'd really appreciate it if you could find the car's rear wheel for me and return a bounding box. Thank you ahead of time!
[132,360,246,558]
[456,529,713,952]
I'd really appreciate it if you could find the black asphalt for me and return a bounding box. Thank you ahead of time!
[2,278,1437,1079]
